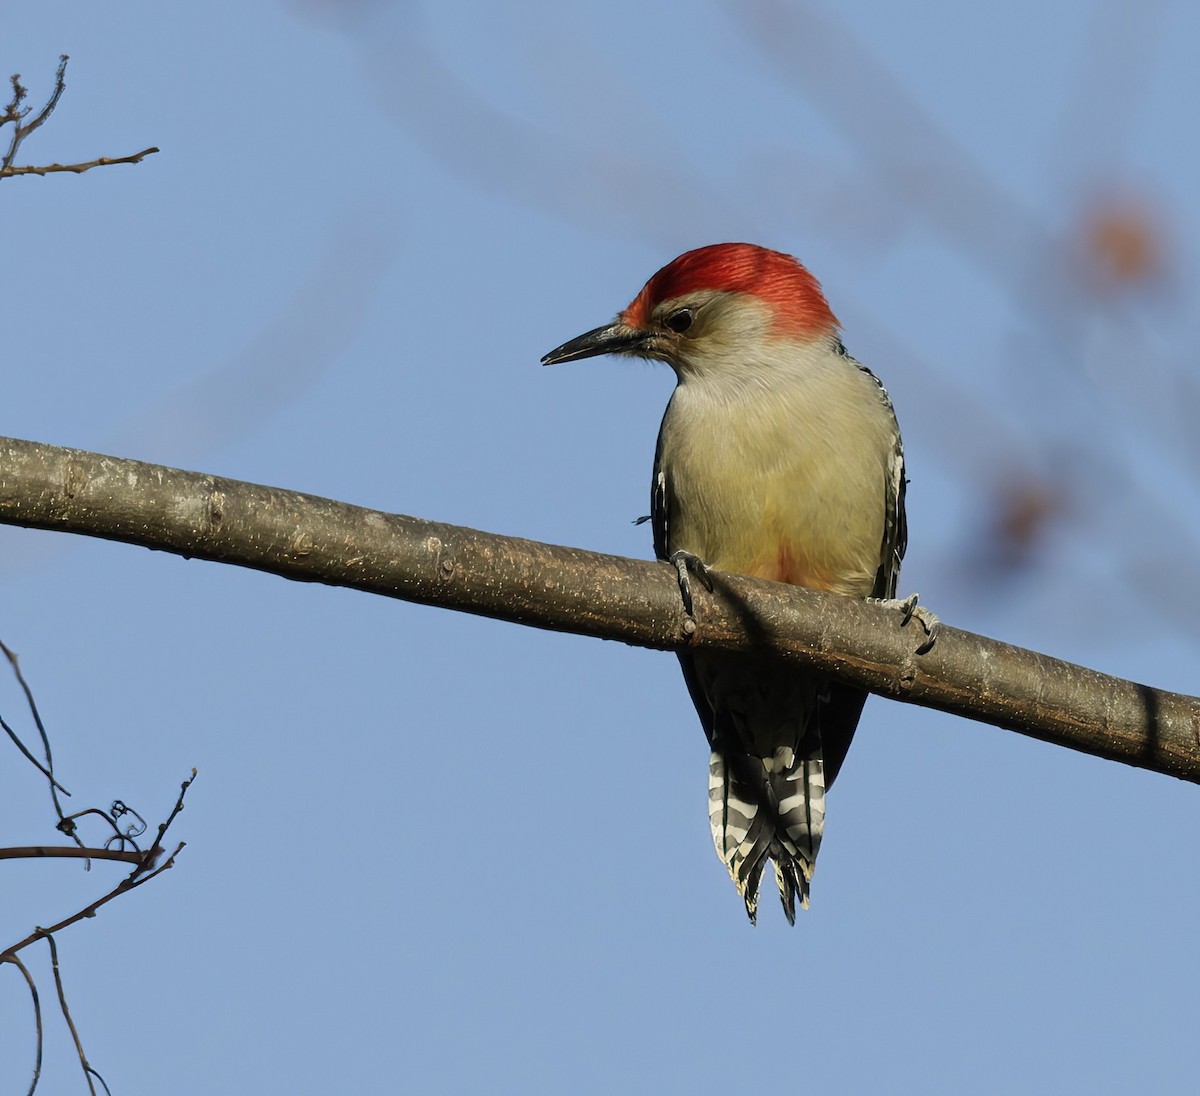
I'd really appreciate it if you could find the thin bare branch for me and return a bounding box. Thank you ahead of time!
[2,55,68,171]
[0,55,157,180]
[12,55,68,149]
[0,846,147,865]
[1,772,195,963]
[130,772,193,882]
[0,863,152,961]
[1,644,187,1088]
[0,951,43,1096]
[1,436,1197,783]
[0,146,160,178]
[1,640,73,810]
[0,789,185,1095]
[45,935,107,1096]
[0,711,71,795]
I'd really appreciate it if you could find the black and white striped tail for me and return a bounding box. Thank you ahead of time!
[708,745,827,924]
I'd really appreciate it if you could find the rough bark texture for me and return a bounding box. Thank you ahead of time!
[2,435,1198,782]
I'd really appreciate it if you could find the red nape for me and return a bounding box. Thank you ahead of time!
[622,243,839,337]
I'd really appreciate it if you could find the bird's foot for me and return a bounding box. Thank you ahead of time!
[669,550,714,616]
[868,592,939,654]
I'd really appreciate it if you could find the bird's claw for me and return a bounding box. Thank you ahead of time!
[669,550,714,616]
[870,592,940,654]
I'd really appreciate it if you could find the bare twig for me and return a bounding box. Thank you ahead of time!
[1,639,154,879]
[0,951,43,1096]
[0,711,71,795]
[131,772,193,882]
[2,55,68,171]
[0,55,158,180]
[0,846,147,865]
[2,845,186,961]
[1,640,76,829]
[2,641,192,1088]
[0,146,160,178]
[46,935,110,1096]
[0,769,192,1094]
[2,772,195,961]
[1,435,1198,783]
[58,803,146,854]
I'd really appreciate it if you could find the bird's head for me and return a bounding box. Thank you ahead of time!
[541,243,840,379]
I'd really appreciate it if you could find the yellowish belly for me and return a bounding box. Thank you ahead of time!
[659,383,890,598]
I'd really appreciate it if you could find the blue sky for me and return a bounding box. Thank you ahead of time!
[4,2,1200,1092]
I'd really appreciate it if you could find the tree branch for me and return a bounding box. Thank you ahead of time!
[0,55,158,180]
[0,847,147,865]
[0,146,160,178]
[1,434,1197,782]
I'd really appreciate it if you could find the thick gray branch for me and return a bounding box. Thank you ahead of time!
[2,435,1198,782]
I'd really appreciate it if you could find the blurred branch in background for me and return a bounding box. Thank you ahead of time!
[0,206,400,575]
[1,55,158,180]
[730,1,1199,628]
[125,206,400,466]
[2,53,396,578]
[293,0,1200,643]
[358,6,737,249]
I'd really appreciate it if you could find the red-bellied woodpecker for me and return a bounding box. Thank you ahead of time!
[543,242,929,924]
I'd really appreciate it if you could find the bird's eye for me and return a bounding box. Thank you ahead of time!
[664,308,694,334]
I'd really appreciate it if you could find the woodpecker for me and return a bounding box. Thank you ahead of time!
[543,243,921,924]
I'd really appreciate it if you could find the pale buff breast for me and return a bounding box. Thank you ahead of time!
[658,353,895,597]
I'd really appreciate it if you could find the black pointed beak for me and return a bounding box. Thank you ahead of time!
[541,322,653,366]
